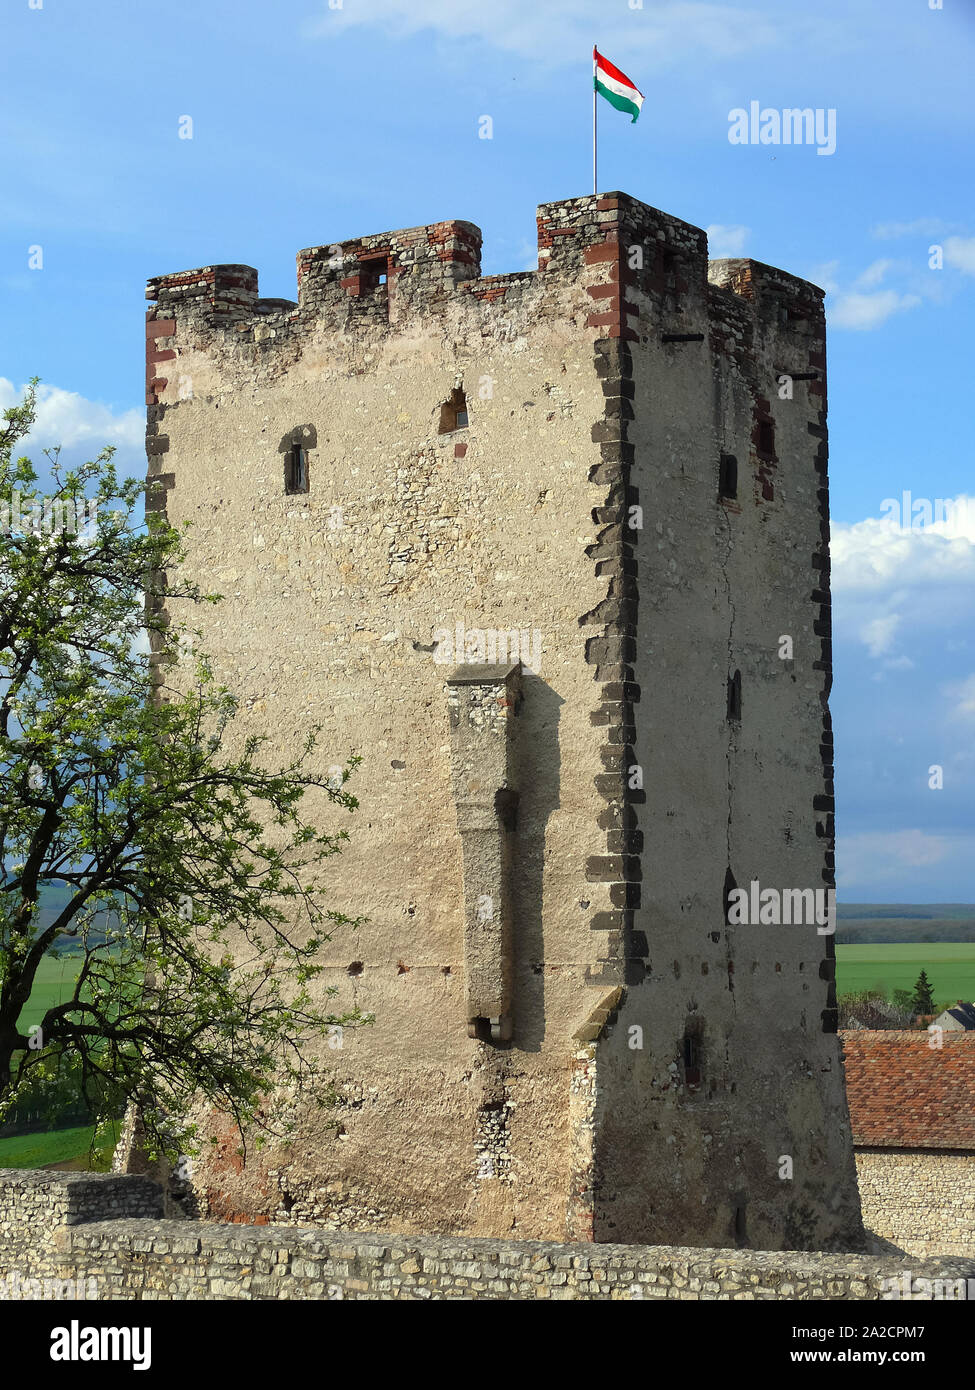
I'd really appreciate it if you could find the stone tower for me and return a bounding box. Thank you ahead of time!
[144,191,864,1250]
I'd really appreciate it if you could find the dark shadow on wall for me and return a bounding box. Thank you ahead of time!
[510,676,564,1054]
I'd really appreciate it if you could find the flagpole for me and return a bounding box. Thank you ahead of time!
[592,46,597,196]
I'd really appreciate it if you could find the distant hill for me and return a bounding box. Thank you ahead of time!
[18,887,975,944]
[836,905,975,944]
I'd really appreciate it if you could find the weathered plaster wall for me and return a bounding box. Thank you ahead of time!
[856,1150,975,1258]
[0,1171,967,1301]
[146,213,615,1240]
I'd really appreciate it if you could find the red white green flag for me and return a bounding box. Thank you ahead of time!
[593,47,644,123]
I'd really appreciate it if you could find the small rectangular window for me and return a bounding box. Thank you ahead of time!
[358,257,388,294]
[286,444,308,495]
[682,1031,701,1087]
[719,453,737,500]
[757,419,775,458]
[439,388,469,434]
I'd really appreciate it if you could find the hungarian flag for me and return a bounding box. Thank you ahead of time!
[593,48,644,123]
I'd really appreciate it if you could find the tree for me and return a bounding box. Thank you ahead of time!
[0,383,364,1162]
[910,970,935,1016]
[837,990,914,1031]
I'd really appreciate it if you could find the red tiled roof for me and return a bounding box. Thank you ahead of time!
[841,1030,975,1150]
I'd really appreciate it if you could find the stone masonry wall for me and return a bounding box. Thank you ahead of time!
[856,1150,975,1258]
[548,195,860,1250]
[145,201,614,1242]
[0,1170,971,1301]
[141,190,861,1250]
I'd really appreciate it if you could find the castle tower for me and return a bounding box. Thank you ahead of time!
[145,192,863,1250]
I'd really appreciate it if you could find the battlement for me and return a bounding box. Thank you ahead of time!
[145,193,825,407]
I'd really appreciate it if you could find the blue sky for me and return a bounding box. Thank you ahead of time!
[1,0,973,900]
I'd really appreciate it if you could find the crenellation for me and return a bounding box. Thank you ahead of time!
[144,199,825,381]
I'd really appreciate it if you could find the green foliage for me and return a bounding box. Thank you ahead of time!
[910,969,935,1015]
[836,990,915,1030]
[0,383,366,1163]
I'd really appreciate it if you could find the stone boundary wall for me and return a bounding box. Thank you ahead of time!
[0,1168,163,1260]
[855,1150,975,1258]
[2,1169,974,1300]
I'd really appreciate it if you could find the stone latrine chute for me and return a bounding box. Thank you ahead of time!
[445,663,522,1046]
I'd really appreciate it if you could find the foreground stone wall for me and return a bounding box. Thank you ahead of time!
[856,1150,975,1258]
[0,1170,971,1300]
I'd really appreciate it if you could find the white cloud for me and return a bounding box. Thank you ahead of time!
[946,674,975,721]
[829,288,921,330]
[0,379,143,457]
[706,224,749,257]
[813,258,921,330]
[306,1,784,67]
[853,258,894,289]
[871,218,947,240]
[833,500,975,595]
[839,830,955,887]
[811,260,840,294]
[860,614,900,658]
[833,502,975,675]
[943,236,975,276]
[813,234,969,330]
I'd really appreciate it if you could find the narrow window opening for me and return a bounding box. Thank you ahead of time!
[734,1203,748,1247]
[660,248,680,310]
[682,1025,702,1087]
[285,441,308,495]
[357,256,389,294]
[757,419,775,458]
[727,669,742,722]
[723,867,738,926]
[718,452,738,500]
[439,387,469,433]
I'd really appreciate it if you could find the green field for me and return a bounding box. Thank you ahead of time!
[16,953,83,1034]
[0,1124,98,1170]
[835,941,975,1008]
